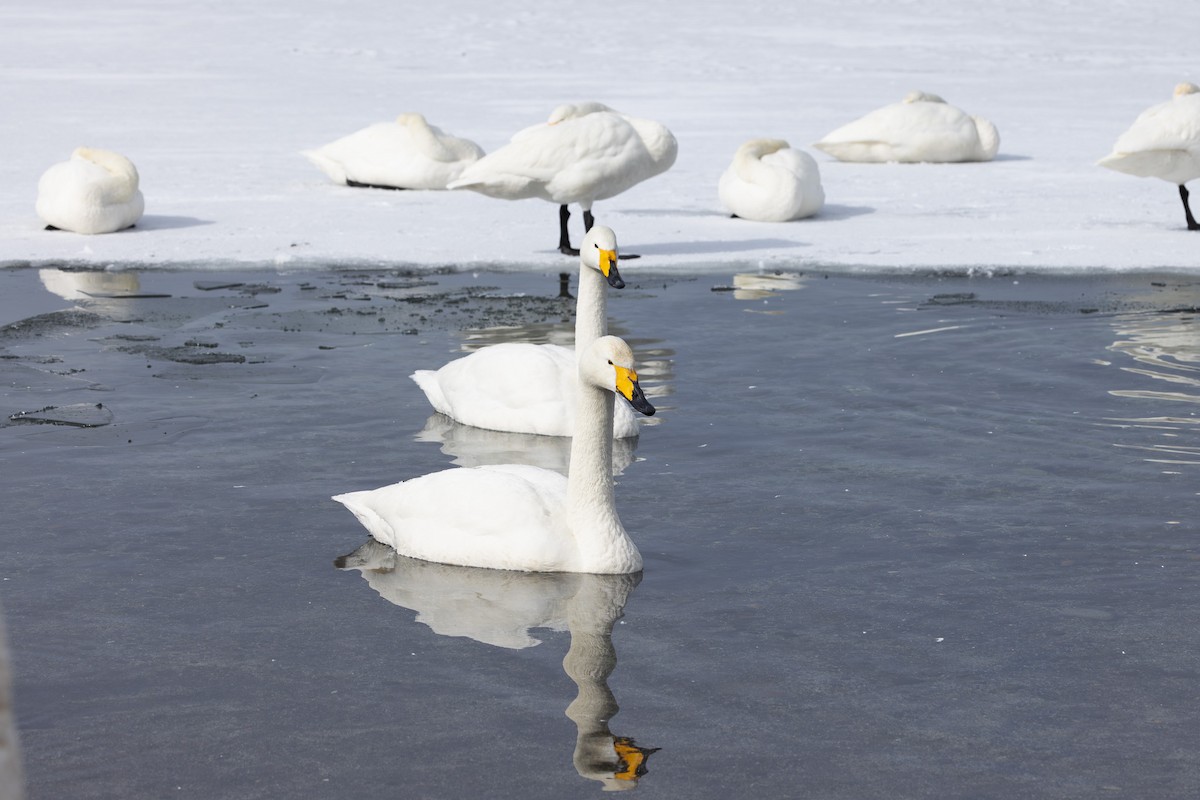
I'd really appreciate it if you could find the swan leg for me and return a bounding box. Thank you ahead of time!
[1180,185,1200,231]
[558,204,580,255]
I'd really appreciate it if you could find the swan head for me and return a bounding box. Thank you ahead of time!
[580,225,625,289]
[1174,82,1200,98]
[903,90,947,104]
[548,102,615,125]
[582,336,655,416]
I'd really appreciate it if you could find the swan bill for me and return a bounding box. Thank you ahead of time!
[600,248,625,289]
[615,366,655,416]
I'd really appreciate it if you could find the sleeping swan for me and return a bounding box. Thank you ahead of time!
[1098,82,1200,231]
[448,102,677,255]
[35,147,144,234]
[411,225,642,438]
[814,91,1000,163]
[303,112,484,190]
[334,335,656,574]
[719,138,825,222]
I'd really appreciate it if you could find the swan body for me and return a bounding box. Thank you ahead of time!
[719,138,825,221]
[411,225,641,438]
[334,335,656,574]
[303,112,483,190]
[448,102,677,252]
[1098,83,1200,230]
[35,147,144,234]
[814,91,1000,163]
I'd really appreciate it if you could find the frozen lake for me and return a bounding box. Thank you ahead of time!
[2,265,1199,798]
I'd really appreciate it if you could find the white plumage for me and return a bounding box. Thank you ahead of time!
[719,138,825,222]
[334,335,656,574]
[35,147,144,234]
[410,225,641,438]
[303,112,483,190]
[1098,83,1200,230]
[814,91,1000,163]
[448,102,677,253]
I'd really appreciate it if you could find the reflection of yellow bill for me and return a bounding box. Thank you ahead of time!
[613,736,652,780]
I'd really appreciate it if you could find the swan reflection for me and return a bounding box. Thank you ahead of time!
[415,413,639,475]
[336,540,659,789]
[39,267,141,301]
[727,271,807,301]
[1104,307,1200,465]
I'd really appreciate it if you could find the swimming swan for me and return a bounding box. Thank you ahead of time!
[334,335,656,574]
[447,102,677,254]
[813,91,1000,163]
[719,138,825,222]
[303,112,484,190]
[1098,82,1200,231]
[35,147,144,234]
[410,225,642,438]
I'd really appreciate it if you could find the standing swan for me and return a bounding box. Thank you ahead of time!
[447,103,677,255]
[302,112,484,190]
[410,225,642,438]
[813,91,1000,163]
[35,147,144,234]
[1098,83,1200,231]
[333,335,656,574]
[719,138,825,222]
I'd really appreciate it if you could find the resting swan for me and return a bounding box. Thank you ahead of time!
[302,112,484,190]
[334,335,656,574]
[813,91,1000,163]
[411,225,642,438]
[1097,82,1200,231]
[447,102,677,255]
[718,138,825,222]
[35,147,144,234]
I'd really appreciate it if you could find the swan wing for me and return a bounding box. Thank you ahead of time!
[334,464,574,572]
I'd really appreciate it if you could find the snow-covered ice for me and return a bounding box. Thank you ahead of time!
[1,0,1198,273]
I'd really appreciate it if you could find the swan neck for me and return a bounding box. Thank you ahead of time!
[568,380,639,572]
[575,265,608,354]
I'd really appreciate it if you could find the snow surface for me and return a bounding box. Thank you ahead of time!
[1,0,1198,274]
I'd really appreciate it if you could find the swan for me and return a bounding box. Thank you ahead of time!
[410,225,642,438]
[333,335,656,574]
[718,138,825,221]
[813,91,1000,163]
[1097,83,1200,230]
[35,147,144,234]
[302,112,484,190]
[447,102,677,254]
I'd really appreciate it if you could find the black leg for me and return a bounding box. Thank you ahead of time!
[1181,185,1200,230]
[558,205,579,255]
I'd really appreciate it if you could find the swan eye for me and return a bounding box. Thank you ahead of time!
[607,359,613,365]
[594,243,600,248]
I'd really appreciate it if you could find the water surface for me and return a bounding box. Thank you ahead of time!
[1,266,1198,799]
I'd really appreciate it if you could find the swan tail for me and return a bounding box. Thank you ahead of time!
[332,491,397,547]
[302,149,349,184]
[410,370,452,415]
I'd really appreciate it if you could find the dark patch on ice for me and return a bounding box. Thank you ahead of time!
[194,281,245,291]
[9,402,113,427]
[0,309,106,339]
[113,343,247,365]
